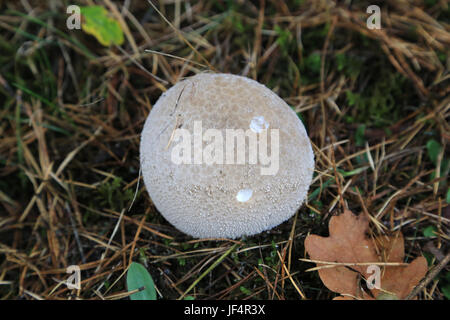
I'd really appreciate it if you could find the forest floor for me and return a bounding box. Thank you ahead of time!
[0,0,449,300]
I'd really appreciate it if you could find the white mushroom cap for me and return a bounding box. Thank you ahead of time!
[140,73,314,239]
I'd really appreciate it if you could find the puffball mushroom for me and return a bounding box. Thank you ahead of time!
[140,73,314,239]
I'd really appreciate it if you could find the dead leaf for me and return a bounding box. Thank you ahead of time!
[304,210,428,299]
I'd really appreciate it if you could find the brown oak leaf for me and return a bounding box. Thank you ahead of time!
[304,210,428,300]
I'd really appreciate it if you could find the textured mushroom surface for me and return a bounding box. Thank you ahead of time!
[140,73,314,239]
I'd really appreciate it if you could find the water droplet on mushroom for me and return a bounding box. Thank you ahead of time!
[250,116,269,133]
[236,189,253,202]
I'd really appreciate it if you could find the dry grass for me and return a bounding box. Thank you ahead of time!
[0,0,449,300]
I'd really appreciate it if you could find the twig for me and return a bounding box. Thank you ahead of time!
[299,258,408,272]
[405,252,450,300]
